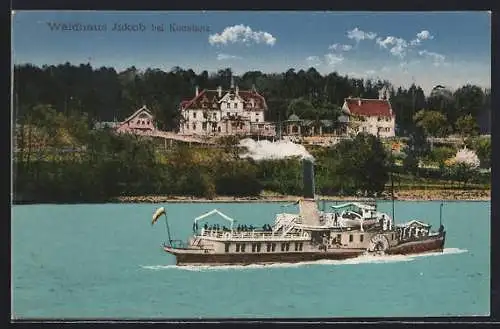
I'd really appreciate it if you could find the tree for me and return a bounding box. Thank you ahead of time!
[455,114,479,137]
[445,147,480,188]
[465,136,491,169]
[403,127,431,175]
[413,110,449,137]
[329,133,390,195]
[287,97,315,119]
[453,84,485,119]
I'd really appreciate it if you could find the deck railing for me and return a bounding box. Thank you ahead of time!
[199,229,309,240]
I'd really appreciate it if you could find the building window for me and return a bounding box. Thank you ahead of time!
[202,122,207,130]
[349,234,353,242]
[271,243,276,252]
[236,244,240,252]
[218,127,221,132]
[299,243,303,251]
[295,243,299,251]
[225,243,230,252]
[337,234,341,243]
[147,121,150,125]
[203,112,208,119]
[285,243,290,251]
[267,243,271,252]
[192,123,196,130]
[281,243,286,252]
[213,113,217,119]
[257,243,261,252]
[234,103,237,108]
[256,119,259,123]
[226,112,230,117]
[193,112,197,119]
[360,234,364,242]
[241,244,246,252]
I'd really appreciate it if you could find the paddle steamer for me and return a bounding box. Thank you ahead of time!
[152,159,446,266]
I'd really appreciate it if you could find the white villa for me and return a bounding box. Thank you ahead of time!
[341,90,396,138]
[178,79,276,137]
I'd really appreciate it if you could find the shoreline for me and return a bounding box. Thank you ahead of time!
[112,189,490,203]
[12,189,491,205]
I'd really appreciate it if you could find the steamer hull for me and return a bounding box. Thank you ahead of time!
[163,231,446,266]
[386,232,446,255]
[164,246,365,266]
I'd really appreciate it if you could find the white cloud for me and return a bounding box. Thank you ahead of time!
[208,24,276,46]
[306,56,322,66]
[409,30,434,46]
[346,27,377,43]
[376,36,408,58]
[328,43,353,51]
[364,70,377,75]
[216,53,242,61]
[418,50,446,66]
[416,30,434,40]
[324,53,344,66]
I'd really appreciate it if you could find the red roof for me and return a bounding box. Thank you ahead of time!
[344,98,394,117]
[180,88,267,111]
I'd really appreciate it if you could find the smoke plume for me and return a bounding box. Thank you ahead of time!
[238,138,314,161]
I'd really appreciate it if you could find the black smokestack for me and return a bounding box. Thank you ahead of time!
[302,159,315,199]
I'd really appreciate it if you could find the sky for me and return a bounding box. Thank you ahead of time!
[12,11,491,95]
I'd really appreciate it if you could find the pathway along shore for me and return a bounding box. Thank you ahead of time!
[113,189,490,203]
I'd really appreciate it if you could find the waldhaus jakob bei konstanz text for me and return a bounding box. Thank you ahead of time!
[45,21,211,33]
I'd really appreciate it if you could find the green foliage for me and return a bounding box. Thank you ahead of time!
[428,146,456,170]
[446,163,480,188]
[324,133,390,195]
[455,114,479,137]
[413,110,450,137]
[465,136,491,168]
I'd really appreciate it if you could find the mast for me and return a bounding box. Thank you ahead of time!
[390,144,395,225]
[439,202,443,227]
[164,212,173,245]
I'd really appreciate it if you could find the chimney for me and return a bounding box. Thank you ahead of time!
[230,75,235,90]
[299,158,321,226]
[217,86,222,97]
[302,159,315,199]
[358,98,362,106]
[252,84,257,93]
[235,85,239,95]
[195,86,199,97]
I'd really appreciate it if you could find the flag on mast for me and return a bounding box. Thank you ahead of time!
[152,207,166,225]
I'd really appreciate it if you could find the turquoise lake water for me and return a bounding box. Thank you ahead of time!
[11,201,490,319]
